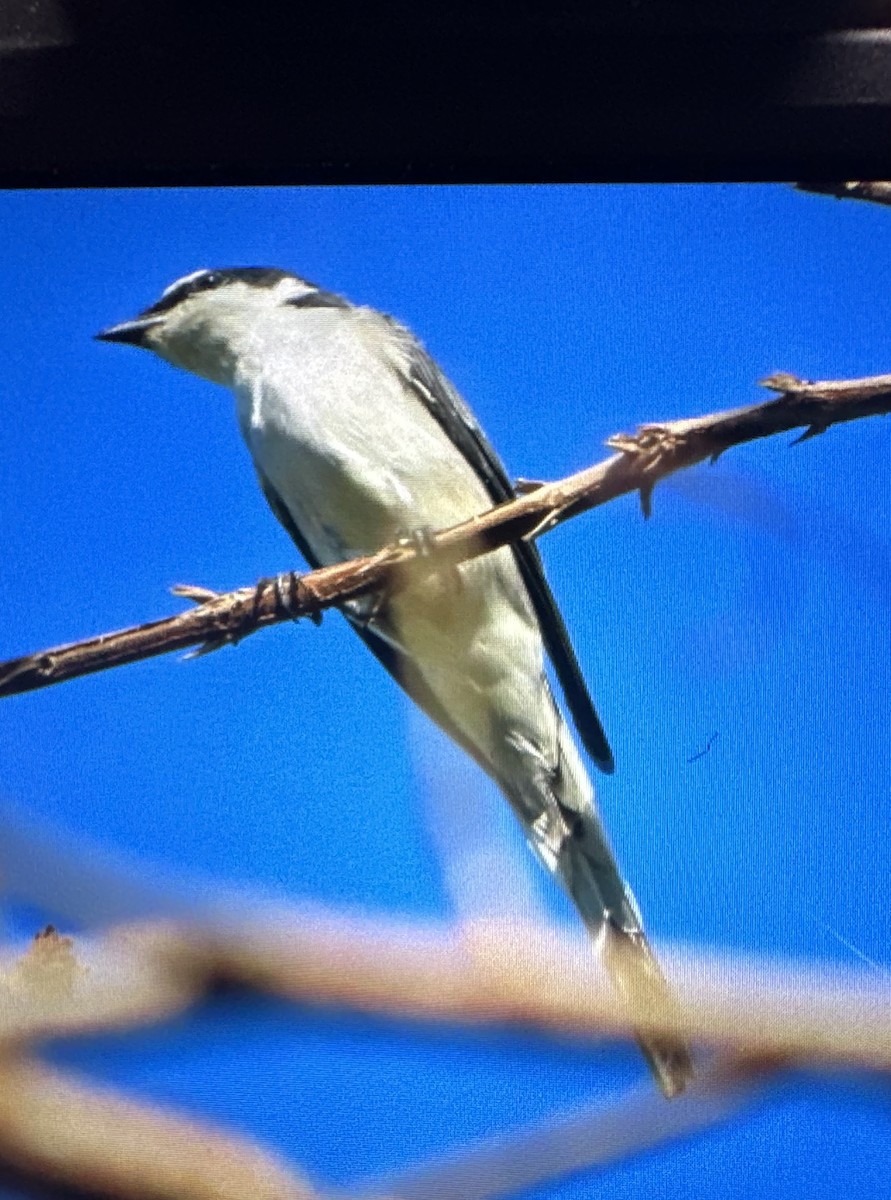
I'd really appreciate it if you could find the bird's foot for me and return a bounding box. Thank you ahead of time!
[171,571,322,663]
[395,525,465,601]
[353,527,465,629]
[257,571,323,626]
[397,525,437,558]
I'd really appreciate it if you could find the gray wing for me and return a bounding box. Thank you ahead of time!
[384,316,614,775]
[257,473,499,777]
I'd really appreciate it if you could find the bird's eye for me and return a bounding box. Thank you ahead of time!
[191,272,220,294]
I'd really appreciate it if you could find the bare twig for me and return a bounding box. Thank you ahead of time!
[201,910,891,1073]
[795,181,891,208]
[0,924,202,1048]
[0,1057,321,1200]
[0,905,886,1200]
[2,371,891,701]
[0,929,327,1200]
[365,1055,771,1200]
[12,905,885,1075]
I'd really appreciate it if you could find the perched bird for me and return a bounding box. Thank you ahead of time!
[97,267,693,1095]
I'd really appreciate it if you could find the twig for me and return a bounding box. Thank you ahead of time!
[2,802,890,1075]
[2,371,891,701]
[795,181,891,208]
[8,906,878,1077]
[0,1057,321,1200]
[0,924,202,1048]
[687,732,719,764]
[201,911,891,1073]
[0,909,884,1200]
[4,906,891,1074]
[363,1055,771,1200]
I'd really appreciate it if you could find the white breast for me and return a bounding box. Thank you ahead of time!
[223,302,551,776]
[231,307,495,564]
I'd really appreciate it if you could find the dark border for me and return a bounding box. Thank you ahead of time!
[2,3,891,186]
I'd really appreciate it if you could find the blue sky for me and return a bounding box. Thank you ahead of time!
[1,184,890,1196]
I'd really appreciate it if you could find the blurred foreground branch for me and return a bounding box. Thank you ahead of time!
[370,1054,772,1200]
[4,910,889,1074]
[0,1050,765,1200]
[0,1056,320,1200]
[2,369,891,700]
[0,910,885,1200]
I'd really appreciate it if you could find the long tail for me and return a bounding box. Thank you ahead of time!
[563,835,695,1098]
[513,730,694,1098]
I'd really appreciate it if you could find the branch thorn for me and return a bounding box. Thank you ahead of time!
[639,484,654,519]
[171,583,222,605]
[791,424,827,445]
[514,477,548,495]
[759,372,805,393]
[180,636,237,661]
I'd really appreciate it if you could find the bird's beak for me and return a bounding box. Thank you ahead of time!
[94,315,166,347]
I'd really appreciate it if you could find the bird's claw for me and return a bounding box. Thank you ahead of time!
[396,525,465,598]
[174,572,322,665]
[256,571,323,625]
[396,525,437,557]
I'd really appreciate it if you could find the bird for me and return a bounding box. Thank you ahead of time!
[96,266,694,1096]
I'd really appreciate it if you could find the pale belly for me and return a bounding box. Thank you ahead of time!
[233,349,547,765]
[236,360,500,562]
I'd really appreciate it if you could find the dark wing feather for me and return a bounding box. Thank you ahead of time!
[385,317,614,774]
[258,473,324,572]
[257,472,498,776]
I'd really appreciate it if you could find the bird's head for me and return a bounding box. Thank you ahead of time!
[95,267,344,383]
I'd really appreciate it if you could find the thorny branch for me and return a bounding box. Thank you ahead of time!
[3,370,891,700]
